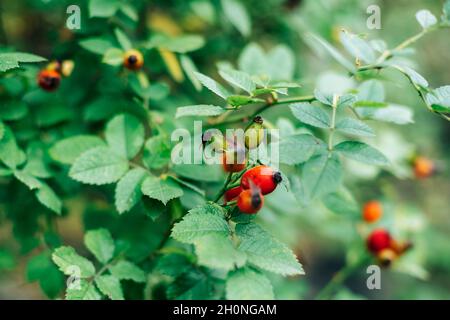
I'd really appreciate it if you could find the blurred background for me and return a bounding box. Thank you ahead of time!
[0,0,449,299]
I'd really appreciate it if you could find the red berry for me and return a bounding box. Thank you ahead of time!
[413,156,435,179]
[367,229,391,254]
[240,165,282,195]
[237,188,264,214]
[37,70,61,91]
[362,200,383,223]
[224,186,242,202]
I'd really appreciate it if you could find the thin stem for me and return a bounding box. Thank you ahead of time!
[210,95,317,127]
[213,172,233,202]
[315,254,371,300]
[327,94,339,152]
[357,24,448,73]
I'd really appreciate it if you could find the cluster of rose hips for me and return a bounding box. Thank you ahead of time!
[225,165,283,214]
[204,116,281,214]
[37,60,74,91]
[362,201,412,267]
[366,228,412,267]
[37,48,144,92]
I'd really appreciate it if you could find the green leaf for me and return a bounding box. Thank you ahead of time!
[194,234,246,271]
[238,43,268,76]
[69,146,129,185]
[167,271,212,299]
[236,223,304,276]
[227,95,263,107]
[0,121,4,141]
[193,72,230,99]
[115,168,147,214]
[119,3,138,22]
[114,28,133,51]
[172,164,223,182]
[443,0,450,21]
[84,228,115,264]
[23,143,52,179]
[26,252,64,299]
[95,275,124,300]
[176,105,226,118]
[89,0,120,18]
[171,203,229,243]
[323,189,359,217]
[354,101,387,108]
[169,176,205,197]
[0,249,15,270]
[358,104,414,124]
[272,134,319,165]
[392,65,428,88]
[218,68,255,94]
[416,10,437,29]
[143,136,172,170]
[426,85,450,110]
[340,31,376,64]
[180,55,202,91]
[141,175,183,205]
[302,153,342,200]
[0,126,26,169]
[0,100,28,121]
[357,80,385,102]
[314,91,356,108]
[0,52,46,72]
[308,34,356,72]
[131,81,170,101]
[105,113,145,159]
[267,45,295,81]
[52,246,96,278]
[102,48,125,66]
[430,104,450,113]
[221,0,251,37]
[226,268,274,300]
[66,280,102,300]
[335,118,375,137]
[290,103,330,128]
[161,35,205,53]
[335,141,389,165]
[109,260,146,282]
[34,103,73,127]
[49,135,105,165]
[79,38,116,55]
[14,169,42,190]
[155,253,192,278]
[36,184,62,215]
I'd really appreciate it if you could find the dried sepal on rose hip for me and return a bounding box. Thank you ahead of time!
[123,49,144,70]
[240,165,282,195]
[237,181,264,214]
[377,248,397,267]
[37,69,61,91]
[46,60,74,77]
[244,116,265,150]
[362,200,383,223]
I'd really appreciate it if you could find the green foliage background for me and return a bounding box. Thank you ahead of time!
[0,0,449,299]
